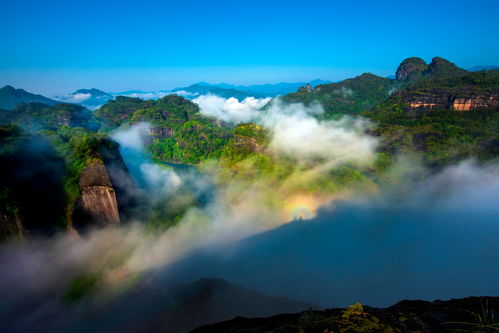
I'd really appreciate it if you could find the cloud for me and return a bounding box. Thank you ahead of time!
[332,87,353,98]
[262,100,377,167]
[193,94,271,124]
[54,93,92,104]
[164,160,499,308]
[173,90,200,98]
[192,96,378,167]
[111,122,150,150]
[116,92,169,99]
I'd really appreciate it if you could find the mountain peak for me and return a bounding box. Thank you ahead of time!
[0,85,58,110]
[396,57,428,81]
[423,56,468,78]
[72,88,111,97]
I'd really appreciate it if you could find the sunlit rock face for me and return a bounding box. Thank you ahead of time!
[398,89,499,111]
[75,161,120,227]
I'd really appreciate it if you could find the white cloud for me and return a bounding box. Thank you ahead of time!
[193,94,271,124]
[262,100,377,167]
[173,90,199,98]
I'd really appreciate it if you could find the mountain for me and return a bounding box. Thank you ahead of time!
[59,88,113,107]
[469,65,498,71]
[283,73,394,116]
[0,102,91,129]
[171,80,331,99]
[365,69,499,166]
[0,85,59,110]
[0,277,311,332]
[396,56,468,82]
[171,83,266,100]
[193,296,499,332]
[94,94,232,164]
[209,79,330,96]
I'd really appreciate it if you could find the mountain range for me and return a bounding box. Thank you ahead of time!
[0,85,58,110]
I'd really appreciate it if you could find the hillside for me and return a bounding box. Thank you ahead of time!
[283,73,395,117]
[0,85,59,110]
[364,69,499,166]
[193,296,499,333]
[94,95,232,164]
[0,102,92,129]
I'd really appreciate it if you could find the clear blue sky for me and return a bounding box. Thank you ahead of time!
[0,0,498,95]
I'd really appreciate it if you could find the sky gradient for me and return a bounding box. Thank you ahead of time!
[1,0,498,95]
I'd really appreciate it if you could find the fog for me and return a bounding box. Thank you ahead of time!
[0,99,498,331]
[164,160,499,307]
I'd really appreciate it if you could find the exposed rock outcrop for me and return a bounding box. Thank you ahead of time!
[234,135,266,153]
[76,161,120,226]
[398,88,499,111]
[148,126,174,138]
[396,57,427,81]
[298,83,312,93]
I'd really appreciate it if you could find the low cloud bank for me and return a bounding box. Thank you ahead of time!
[166,160,499,307]
[193,94,271,123]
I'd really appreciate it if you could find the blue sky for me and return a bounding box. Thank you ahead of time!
[0,0,498,95]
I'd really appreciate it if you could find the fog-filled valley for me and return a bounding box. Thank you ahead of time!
[1,55,498,332]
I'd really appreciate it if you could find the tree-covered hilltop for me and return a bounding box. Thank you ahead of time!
[280,57,471,118]
[396,56,468,82]
[95,94,233,164]
[0,102,92,129]
[364,69,499,167]
[283,73,395,117]
[0,85,59,110]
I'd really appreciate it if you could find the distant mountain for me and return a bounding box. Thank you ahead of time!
[0,85,59,110]
[171,83,265,100]
[210,79,330,96]
[469,65,499,71]
[57,88,113,107]
[170,80,330,99]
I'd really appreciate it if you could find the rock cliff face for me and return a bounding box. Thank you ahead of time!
[298,83,312,92]
[148,126,174,138]
[234,135,266,153]
[396,57,427,81]
[399,88,499,111]
[75,161,120,226]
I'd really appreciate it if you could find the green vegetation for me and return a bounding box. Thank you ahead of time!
[0,102,91,129]
[95,94,233,164]
[63,274,99,303]
[283,73,395,117]
[364,70,499,167]
[0,85,58,110]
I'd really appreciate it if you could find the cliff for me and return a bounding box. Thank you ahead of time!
[398,88,499,111]
[75,161,120,227]
[72,141,138,231]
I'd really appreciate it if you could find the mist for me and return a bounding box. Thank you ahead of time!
[0,100,498,331]
[164,160,499,307]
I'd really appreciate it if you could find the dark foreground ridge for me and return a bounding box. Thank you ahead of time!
[192,296,499,332]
